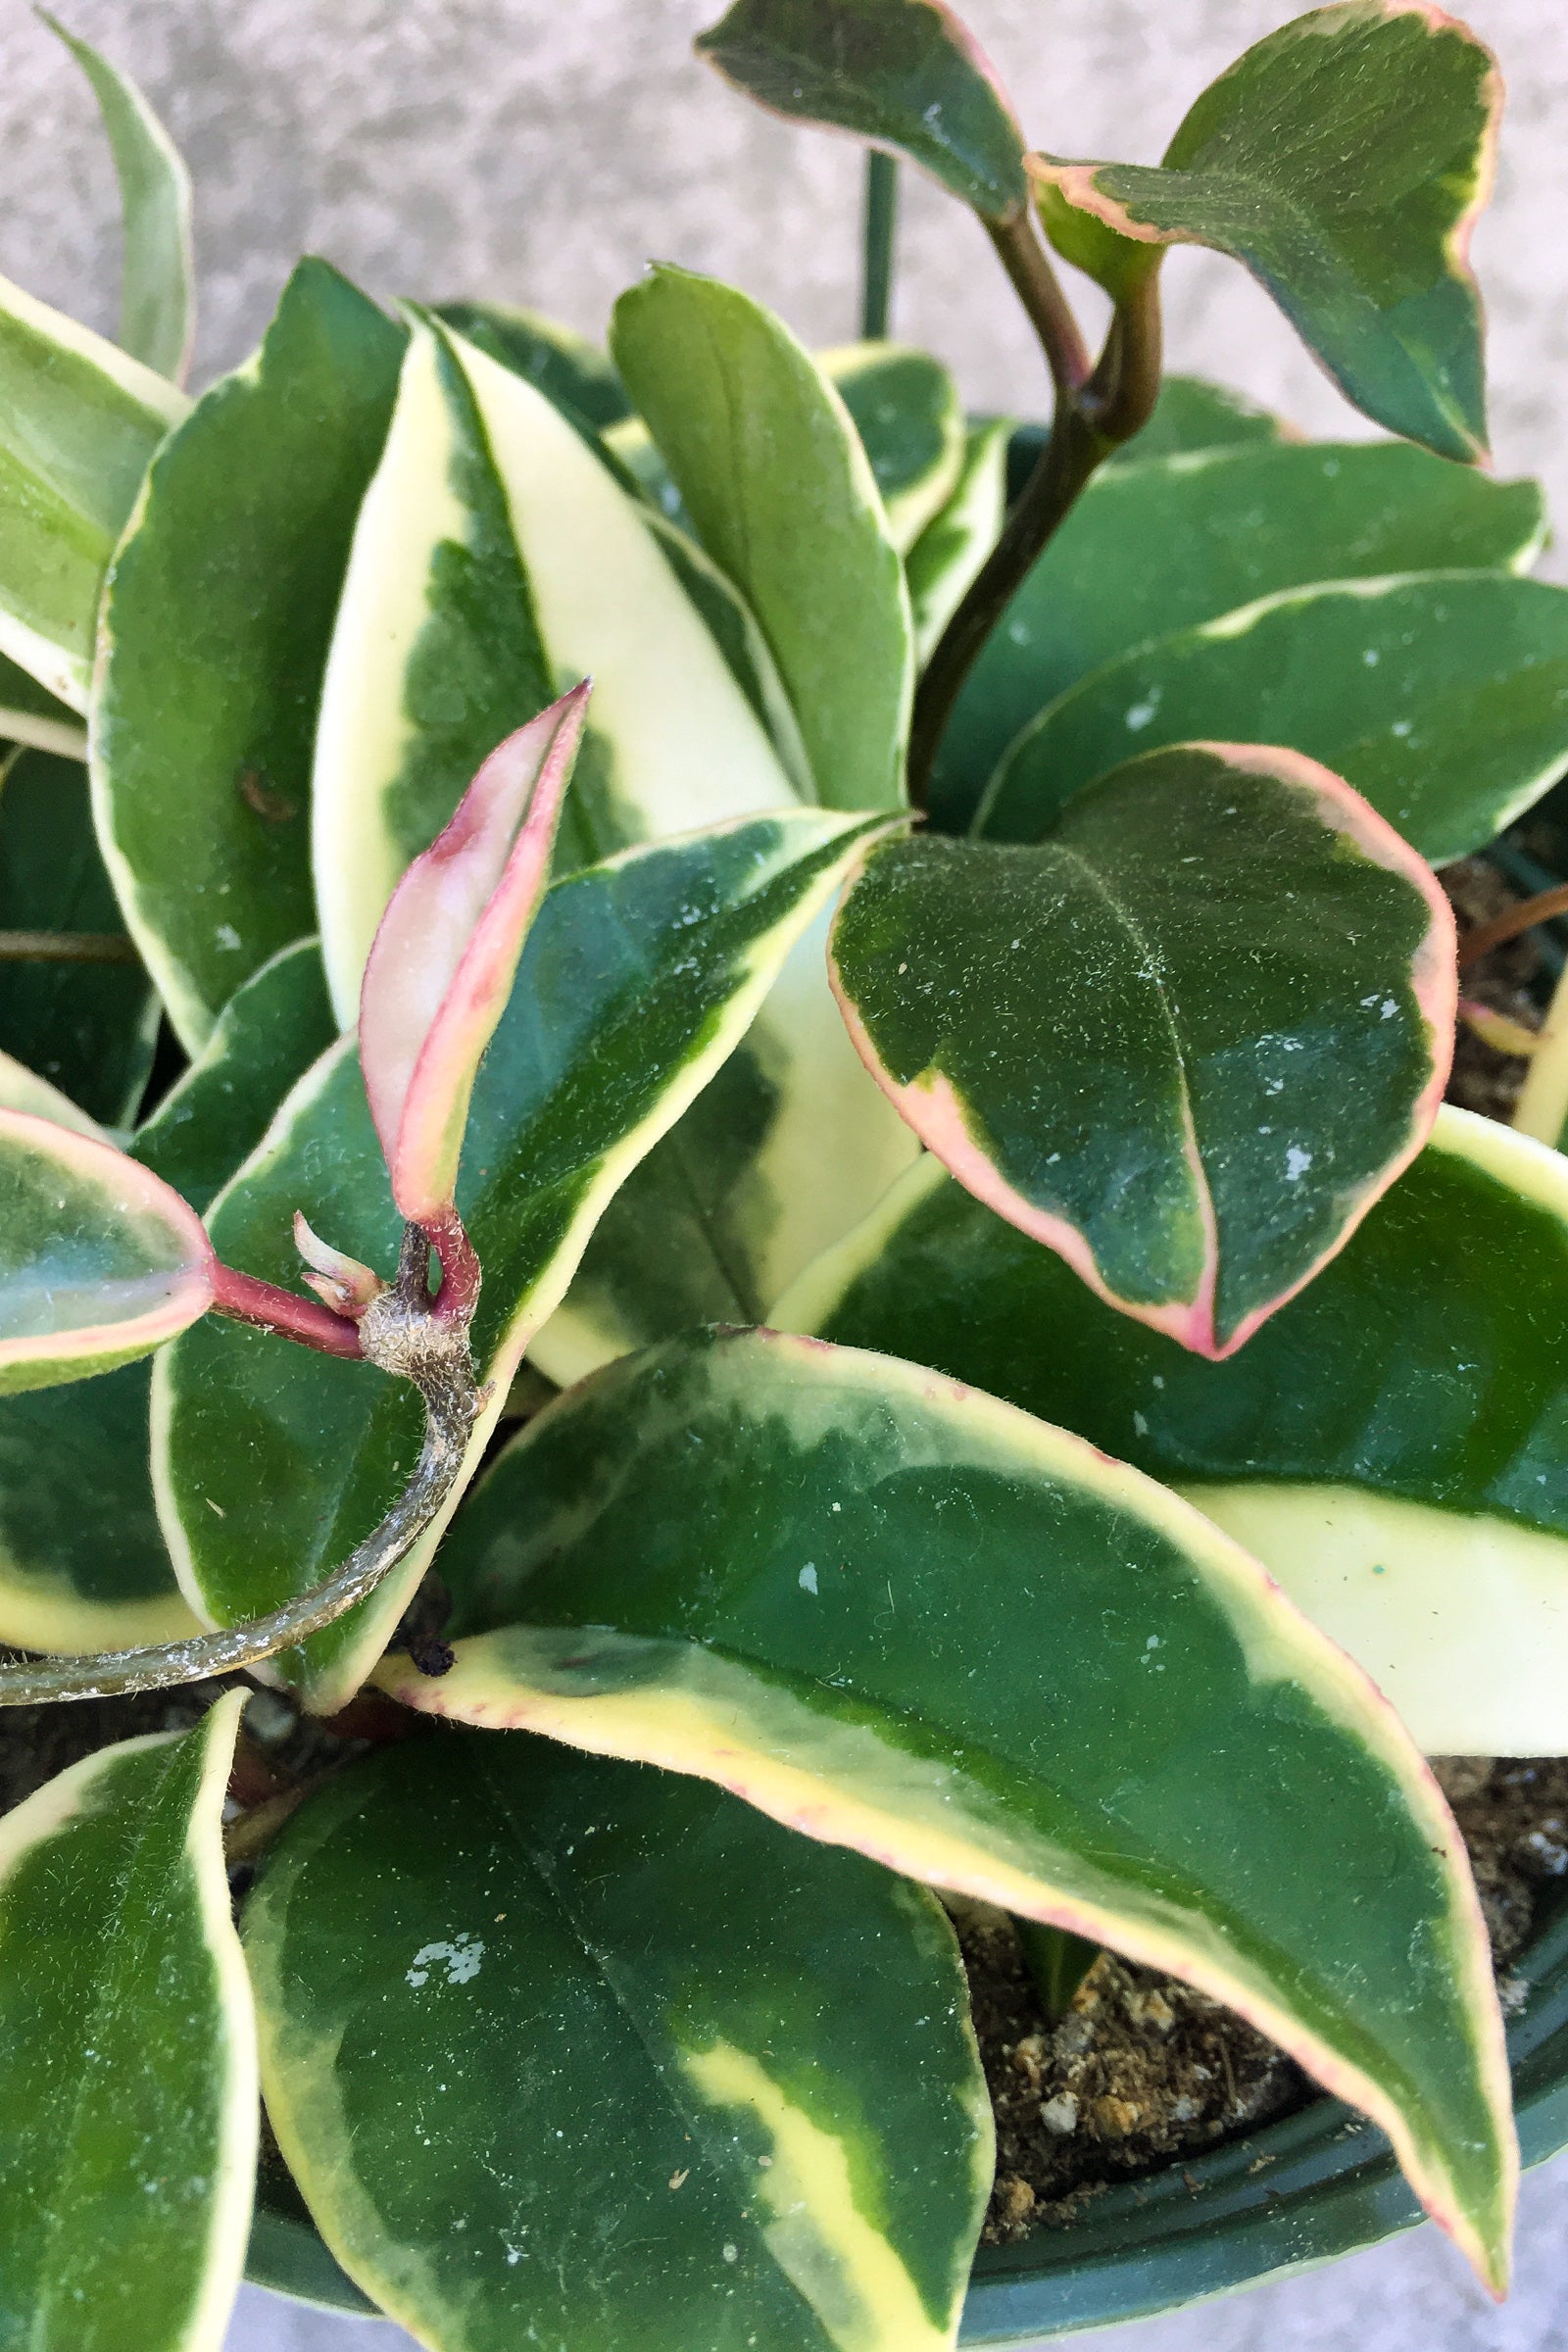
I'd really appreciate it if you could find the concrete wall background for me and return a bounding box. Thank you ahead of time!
[1,0,1565,541]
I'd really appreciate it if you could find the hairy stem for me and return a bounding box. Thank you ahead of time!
[209,1257,366,1358]
[906,214,1162,814]
[0,929,139,963]
[0,1222,483,1706]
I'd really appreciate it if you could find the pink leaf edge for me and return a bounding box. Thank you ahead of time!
[827,741,1457,1361]
[360,683,591,1230]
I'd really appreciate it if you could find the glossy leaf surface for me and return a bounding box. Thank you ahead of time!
[822,341,964,554]
[0,1057,187,1654]
[0,1107,212,1395]
[247,1733,990,2352]
[979,572,1568,865]
[778,1108,1568,1759]
[1104,373,1293,466]
[156,810,885,1711]
[312,313,795,1021]
[381,1326,1513,2291]
[43,12,195,382]
[0,268,184,709]
[612,265,913,812]
[93,261,404,1052]
[361,691,586,1224]
[432,300,632,430]
[833,744,1453,1356]
[0,749,157,1128]
[1030,1,1499,461]
[906,417,1009,666]
[529,906,920,1383]
[935,441,1544,832]
[696,0,1027,216]
[0,1692,255,2352]
[132,939,338,1213]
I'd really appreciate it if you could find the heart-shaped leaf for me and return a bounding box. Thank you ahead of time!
[832,743,1454,1357]
[0,267,185,710]
[979,572,1568,866]
[41,12,195,384]
[0,1107,213,1395]
[821,342,965,554]
[432,300,632,431]
[156,810,886,1712]
[696,0,1028,217]
[92,260,404,1052]
[0,748,157,1129]
[379,1326,1514,2293]
[611,266,913,812]
[776,1106,1568,1760]
[360,690,586,1227]
[1030,1,1499,462]
[311,312,798,1022]
[0,1692,255,2352]
[245,1732,991,2352]
[906,417,1009,665]
[934,441,1544,834]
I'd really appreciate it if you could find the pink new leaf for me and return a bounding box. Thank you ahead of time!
[359,684,590,1231]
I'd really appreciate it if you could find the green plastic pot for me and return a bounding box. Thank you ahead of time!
[243,1883,1568,2341]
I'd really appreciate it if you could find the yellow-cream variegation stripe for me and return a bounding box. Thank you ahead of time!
[906,419,1010,665]
[0,270,188,710]
[1513,962,1568,1152]
[312,317,798,1023]
[375,1335,1512,2295]
[773,1108,1568,1759]
[0,1690,257,2351]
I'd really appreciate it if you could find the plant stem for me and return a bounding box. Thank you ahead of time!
[209,1257,366,1359]
[1457,881,1568,969]
[861,151,899,340]
[906,212,1162,814]
[0,929,139,962]
[0,1222,484,1706]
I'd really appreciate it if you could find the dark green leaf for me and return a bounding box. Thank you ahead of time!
[777,1105,1568,1758]
[132,938,337,1212]
[0,1693,255,2352]
[612,265,912,811]
[246,1733,990,2352]
[697,0,1027,215]
[0,749,157,1127]
[832,744,1453,1356]
[906,416,1008,665]
[933,440,1543,833]
[92,260,404,1050]
[156,811,886,1711]
[380,1326,1514,2293]
[1030,2,1499,460]
[978,571,1568,864]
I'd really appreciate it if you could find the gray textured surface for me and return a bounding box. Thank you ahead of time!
[224,2148,1568,2349]
[2,0,1566,539]
[8,4,1567,2344]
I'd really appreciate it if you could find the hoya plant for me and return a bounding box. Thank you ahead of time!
[1,3,1567,2346]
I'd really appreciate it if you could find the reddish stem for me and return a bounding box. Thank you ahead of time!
[209,1259,365,1359]
[421,1206,482,1323]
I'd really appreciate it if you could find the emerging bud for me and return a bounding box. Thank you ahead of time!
[294,1212,387,1320]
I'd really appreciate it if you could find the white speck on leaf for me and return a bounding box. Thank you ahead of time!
[1133,1411,1149,1437]
[799,1564,818,1595]
[407,1933,485,1989]
[1124,695,1160,731]
[215,923,242,952]
[1285,1146,1313,1182]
